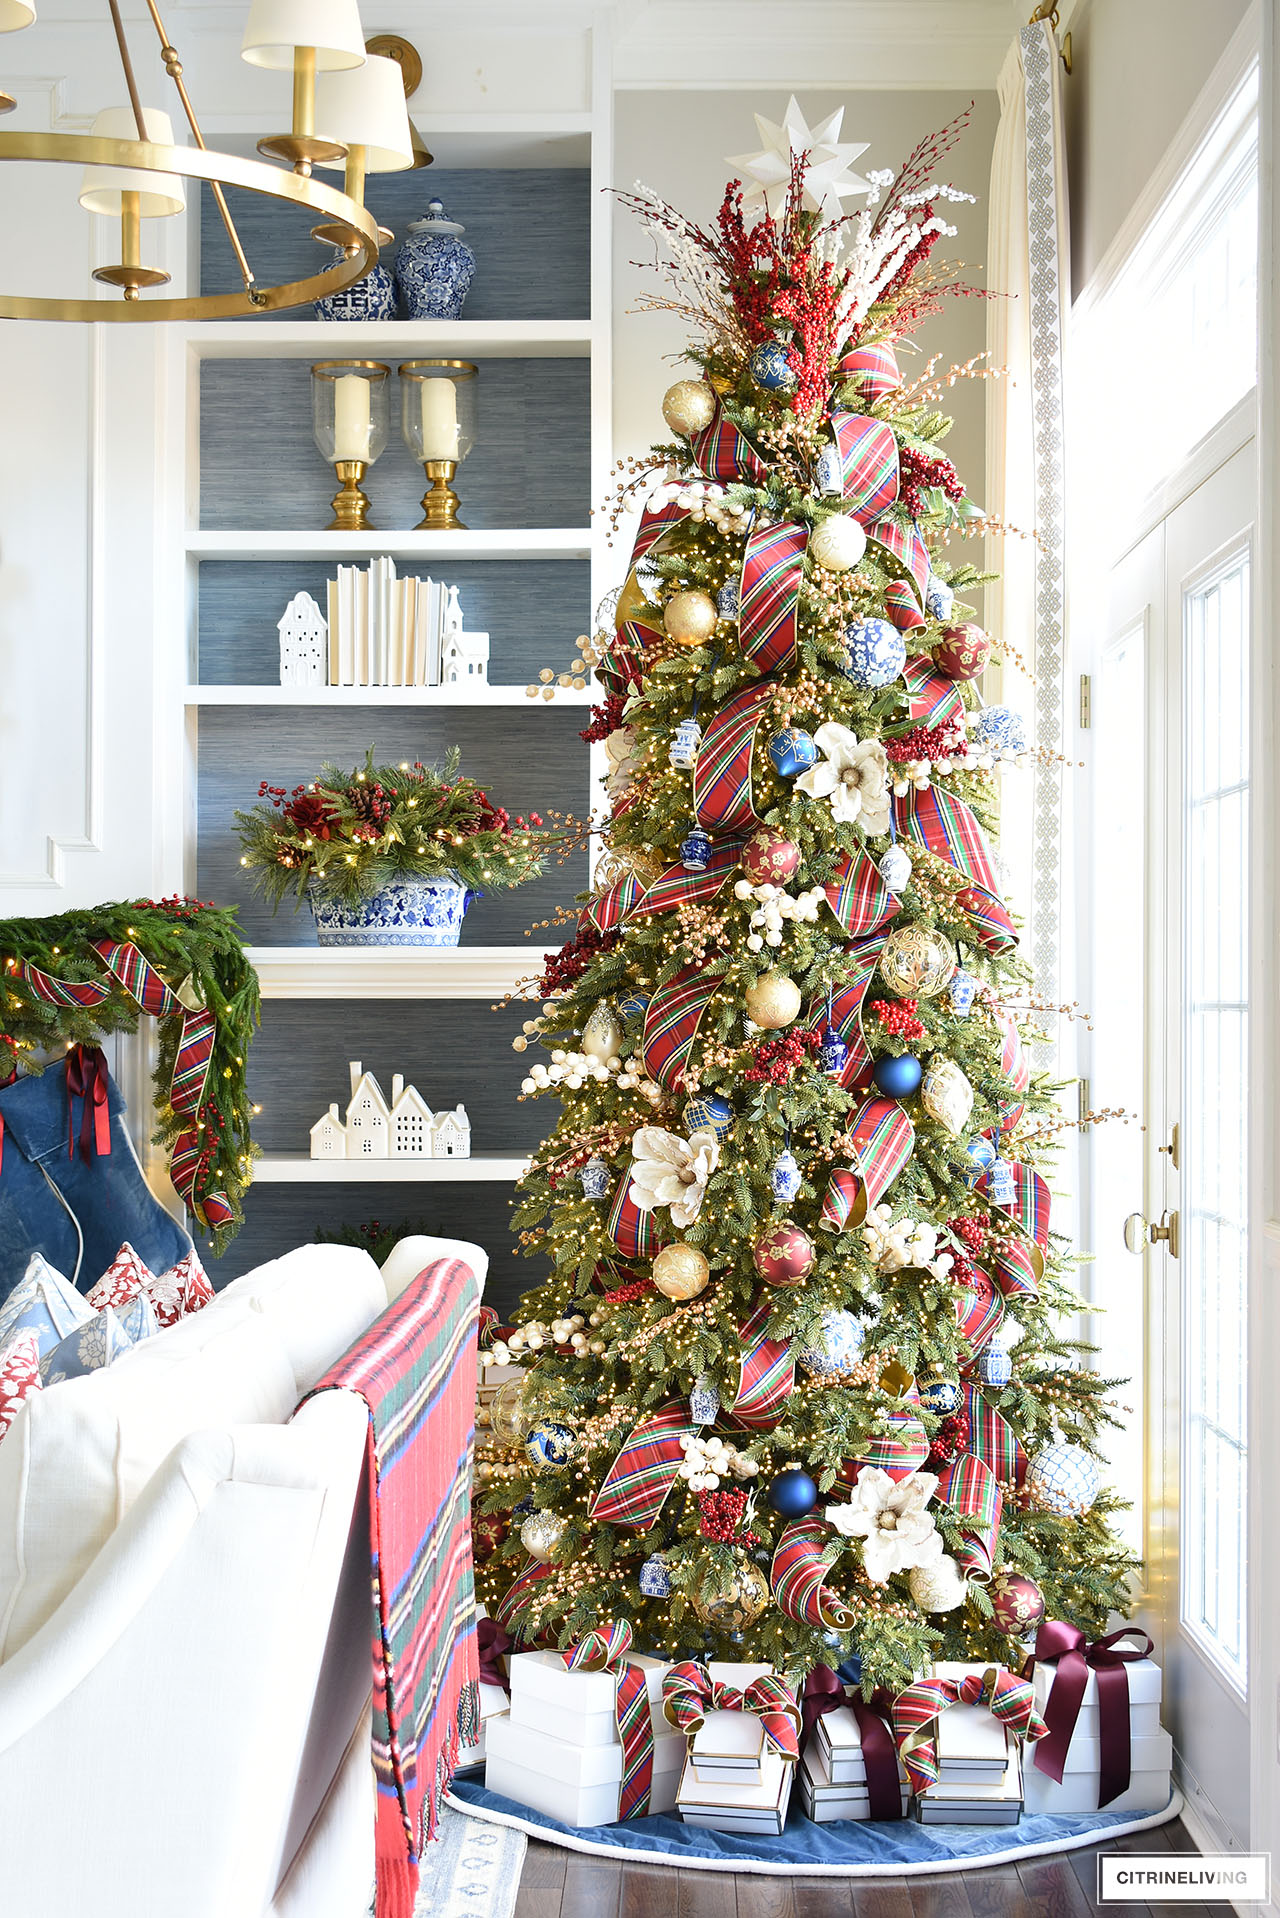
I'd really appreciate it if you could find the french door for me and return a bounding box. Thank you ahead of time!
[1084,437,1255,1848]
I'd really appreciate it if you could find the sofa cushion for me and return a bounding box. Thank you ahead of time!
[0,1302,296,1660]
[0,1332,42,1440]
[216,1244,386,1396]
[380,1235,488,1305]
[88,1241,214,1328]
[40,1292,160,1386]
[0,1254,94,1360]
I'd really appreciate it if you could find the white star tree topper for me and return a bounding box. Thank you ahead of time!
[727,96,871,220]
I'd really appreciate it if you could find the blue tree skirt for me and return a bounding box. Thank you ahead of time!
[449,1777,1182,1875]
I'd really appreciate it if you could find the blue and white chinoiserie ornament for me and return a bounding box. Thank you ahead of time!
[768,726,818,779]
[843,617,907,689]
[770,1148,802,1203]
[716,578,741,619]
[975,1341,1013,1388]
[524,1420,577,1470]
[924,574,955,622]
[1026,1437,1101,1515]
[949,967,978,1017]
[987,1155,1017,1206]
[684,1092,733,1139]
[973,704,1028,758]
[818,1026,849,1077]
[919,1375,963,1415]
[394,199,476,322]
[670,717,702,769]
[690,1374,721,1424]
[796,1307,865,1378]
[578,1155,610,1200]
[767,1465,819,1518]
[619,989,651,1020]
[814,443,844,497]
[313,246,397,322]
[749,338,798,395]
[639,1553,673,1598]
[680,823,712,872]
[878,841,913,895]
[962,1134,998,1186]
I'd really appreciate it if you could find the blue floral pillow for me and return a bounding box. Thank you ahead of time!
[0,1253,94,1360]
[40,1292,160,1387]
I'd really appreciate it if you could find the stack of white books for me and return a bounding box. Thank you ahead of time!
[674,1663,796,1837]
[325,559,463,687]
[798,1704,911,1822]
[913,1664,1023,1826]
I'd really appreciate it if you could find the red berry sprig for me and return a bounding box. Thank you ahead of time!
[742,1027,822,1085]
[868,997,926,1043]
[697,1488,750,1541]
[899,444,966,518]
[885,720,968,765]
[579,692,628,745]
[926,1411,970,1471]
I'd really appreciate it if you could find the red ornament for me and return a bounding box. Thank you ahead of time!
[742,827,801,886]
[935,623,992,682]
[987,1568,1047,1636]
[472,1511,507,1564]
[753,1220,815,1286]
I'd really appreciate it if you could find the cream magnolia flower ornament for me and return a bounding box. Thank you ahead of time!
[629,1127,720,1228]
[796,723,892,834]
[603,726,639,798]
[825,1467,943,1585]
[727,96,871,220]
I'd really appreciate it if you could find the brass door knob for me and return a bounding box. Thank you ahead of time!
[1123,1210,1180,1258]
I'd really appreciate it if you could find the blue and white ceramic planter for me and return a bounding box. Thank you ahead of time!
[308,875,474,948]
[395,199,476,321]
[313,246,398,322]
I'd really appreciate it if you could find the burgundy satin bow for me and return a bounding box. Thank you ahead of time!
[476,1616,513,1692]
[1032,1621,1155,1807]
[66,1044,111,1165]
[800,1667,904,1820]
[0,1039,15,1177]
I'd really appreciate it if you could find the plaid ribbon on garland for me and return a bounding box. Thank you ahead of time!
[822,847,898,939]
[582,872,645,935]
[641,963,721,1090]
[956,1265,1004,1353]
[935,1452,1003,1581]
[811,937,884,1088]
[588,1400,697,1528]
[738,520,809,674]
[963,1380,1028,1487]
[770,1516,854,1629]
[853,1407,930,1480]
[639,842,743,917]
[865,511,932,601]
[605,1165,660,1261]
[662,1660,801,1759]
[693,682,776,831]
[560,1624,656,1819]
[891,1665,1047,1794]
[902,655,966,730]
[629,494,691,568]
[819,1095,915,1232]
[733,1299,795,1430]
[958,884,1020,954]
[893,786,999,896]
[837,340,902,405]
[884,580,927,631]
[491,1560,554,1637]
[688,405,769,485]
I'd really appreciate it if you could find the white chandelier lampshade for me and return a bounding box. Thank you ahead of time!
[0,0,35,31]
[79,106,185,217]
[314,53,413,173]
[240,0,366,70]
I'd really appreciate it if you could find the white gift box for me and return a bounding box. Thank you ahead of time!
[455,1680,510,1769]
[677,1746,794,1836]
[815,1705,910,1789]
[1023,1728,1173,1816]
[915,1749,1023,1826]
[928,1662,1013,1782]
[800,1743,911,1823]
[691,1708,765,1784]
[1031,1656,1164,1748]
[485,1711,685,1825]
[508,1648,670,1747]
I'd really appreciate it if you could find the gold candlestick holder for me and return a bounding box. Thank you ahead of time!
[418,459,466,530]
[329,460,373,530]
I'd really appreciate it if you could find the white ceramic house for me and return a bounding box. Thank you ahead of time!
[432,1106,471,1157]
[442,630,490,684]
[345,1063,390,1159]
[390,1075,435,1159]
[278,590,328,687]
[309,1104,347,1160]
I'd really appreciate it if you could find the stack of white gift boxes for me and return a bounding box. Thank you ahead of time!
[674,1663,797,1836]
[486,1649,686,1823]
[800,1703,912,1822]
[914,1664,1024,1826]
[1024,1641,1172,1815]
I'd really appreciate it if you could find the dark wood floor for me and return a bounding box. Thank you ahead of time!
[514,1816,1231,1918]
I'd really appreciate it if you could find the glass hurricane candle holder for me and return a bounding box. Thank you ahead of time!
[311,359,390,530]
[399,359,477,529]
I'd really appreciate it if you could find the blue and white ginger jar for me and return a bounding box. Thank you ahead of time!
[313,244,397,322]
[843,617,907,689]
[308,875,475,949]
[395,199,476,321]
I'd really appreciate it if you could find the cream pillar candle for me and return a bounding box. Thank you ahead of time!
[419,375,458,460]
[333,373,371,461]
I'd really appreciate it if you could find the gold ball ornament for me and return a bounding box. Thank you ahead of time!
[651,1241,711,1300]
[808,513,868,573]
[489,1378,530,1446]
[692,1556,770,1632]
[582,1002,624,1062]
[520,1509,567,1562]
[878,924,958,999]
[663,589,719,648]
[661,379,717,437]
[908,1556,969,1612]
[743,971,802,1029]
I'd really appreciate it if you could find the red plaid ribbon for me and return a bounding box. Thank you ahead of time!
[990,1235,1040,1301]
[958,884,1020,953]
[733,1299,795,1429]
[630,495,691,568]
[561,1623,656,1820]
[1032,1623,1156,1807]
[838,341,901,405]
[738,521,808,673]
[829,411,900,523]
[813,940,882,1088]
[978,1161,1050,1281]
[589,1400,696,1528]
[892,1665,1047,1794]
[662,1661,801,1760]
[822,848,898,939]
[853,1408,930,1480]
[866,513,931,599]
[605,1167,659,1260]
[688,406,769,485]
[583,873,645,934]
[819,1096,915,1232]
[693,683,775,832]
[640,842,743,917]
[641,963,719,1090]
[884,580,926,631]
[492,1560,554,1636]
[902,655,966,730]
[935,1453,1003,1580]
[770,1515,854,1628]
[956,1265,1004,1353]
[893,787,999,895]
[962,1380,1027,1486]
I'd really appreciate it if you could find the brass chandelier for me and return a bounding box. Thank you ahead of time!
[0,0,429,321]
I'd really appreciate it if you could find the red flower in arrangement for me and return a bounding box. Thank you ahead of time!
[868,997,926,1043]
[926,1411,970,1471]
[742,1027,823,1084]
[697,1488,751,1541]
[885,720,968,767]
[580,692,628,745]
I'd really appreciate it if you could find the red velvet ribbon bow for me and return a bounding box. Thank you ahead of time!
[800,1667,904,1820]
[1031,1621,1155,1807]
[476,1617,513,1692]
[66,1044,111,1165]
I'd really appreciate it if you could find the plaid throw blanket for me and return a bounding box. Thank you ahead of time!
[304,1257,481,1918]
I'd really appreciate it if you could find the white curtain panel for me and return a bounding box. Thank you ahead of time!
[985,20,1071,1061]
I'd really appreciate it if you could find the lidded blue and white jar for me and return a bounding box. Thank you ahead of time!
[395,199,476,321]
[313,244,397,322]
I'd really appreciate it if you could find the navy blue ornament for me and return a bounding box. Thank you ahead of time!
[512,1495,535,1518]
[524,1421,576,1470]
[836,1654,863,1686]
[919,1376,963,1415]
[976,1345,1013,1388]
[749,339,798,395]
[684,1093,733,1139]
[962,1135,997,1186]
[768,726,819,779]
[767,1466,819,1518]
[619,990,651,1019]
[872,1052,923,1100]
[843,617,907,689]
[818,1025,849,1076]
[680,824,712,872]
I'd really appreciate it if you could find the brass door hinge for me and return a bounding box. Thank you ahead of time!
[1079,674,1092,729]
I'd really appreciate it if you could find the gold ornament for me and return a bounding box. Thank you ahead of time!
[908,1556,969,1612]
[582,1003,624,1062]
[661,379,717,437]
[743,971,802,1029]
[708,367,736,398]
[920,1057,974,1137]
[615,567,664,634]
[663,589,718,647]
[878,924,958,999]
[808,513,868,573]
[489,1378,529,1446]
[520,1509,567,1562]
[651,1242,710,1300]
[692,1557,770,1632]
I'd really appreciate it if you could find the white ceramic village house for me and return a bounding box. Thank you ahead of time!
[309,1064,472,1161]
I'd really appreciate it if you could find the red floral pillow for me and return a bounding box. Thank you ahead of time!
[86,1242,214,1329]
[0,1331,43,1440]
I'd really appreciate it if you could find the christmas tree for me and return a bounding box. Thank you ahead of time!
[475,105,1137,1700]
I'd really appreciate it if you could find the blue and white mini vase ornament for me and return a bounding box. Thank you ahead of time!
[878,840,913,894]
[987,1155,1017,1206]
[313,244,397,322]
[749,338,798,395]
[680,823,712,872]
[814,443,844,496]
[976,1340,1013,1388]
[670,716,702,769]
[973,705,1029,758]
[395,199,476,321]
[768,726,818,779]
[843,617,907,689]
[690,1374,721,1424]
[639,1553,673,1598]
[818,1025,848,1077]
[716,577,740,619]
[924,574,955,622]
[684,1092,733,1139]
[949,967,978,1017]
[795,1308,864,1377]
[770,1148,802,1203]
[578,1155,609,1199]
[962,1134,997,1186]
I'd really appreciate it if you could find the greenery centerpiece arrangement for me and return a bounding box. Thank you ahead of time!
[234,748,565,948]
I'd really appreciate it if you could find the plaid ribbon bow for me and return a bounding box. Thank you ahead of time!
[662,1661,800,1762]
[560,1622,656,1819]
[891,1664,1047,1794]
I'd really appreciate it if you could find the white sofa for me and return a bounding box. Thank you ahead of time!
[0,1232,487,1918]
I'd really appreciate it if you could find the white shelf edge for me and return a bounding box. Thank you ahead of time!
[252,1153,529,1183]
[185,318,594,361]
[245,945,552,1000]
[185,684,590,708]
[185,529,592,561]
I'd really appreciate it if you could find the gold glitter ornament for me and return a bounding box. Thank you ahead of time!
[920,1056,974,1136]
[520,1509,567,1561]
[489,1378,530,1446]
[663,589,719,647]
[743,971,802,1029]
[651,1242,710,1300]
[878,923,958,998]
[661,379,717,437]
[692,1556,770,1631]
